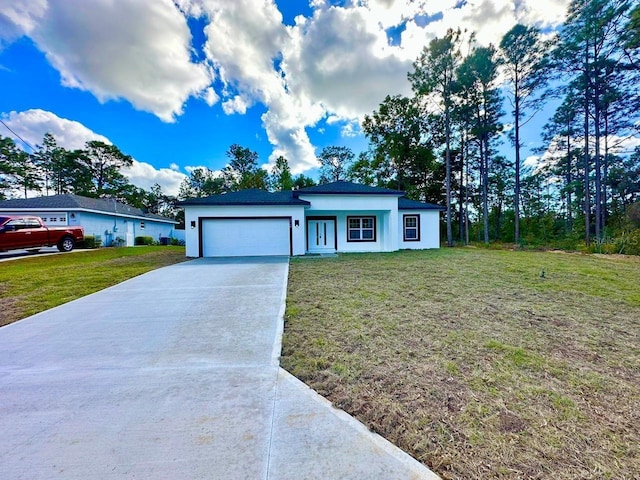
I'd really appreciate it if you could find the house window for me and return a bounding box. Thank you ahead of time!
[403,214,420,241]
[347,216,376,242]
[140,221,145,229]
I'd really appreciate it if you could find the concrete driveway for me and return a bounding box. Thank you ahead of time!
[0,257,439,479]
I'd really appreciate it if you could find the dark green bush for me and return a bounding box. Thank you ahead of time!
[81,235,102,249]
[135,236,155,246]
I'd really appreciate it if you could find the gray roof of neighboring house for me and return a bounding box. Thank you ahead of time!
[295,180,405,196]
[0,194,178,223]
[398,197,445,210]
[177,189,311,206]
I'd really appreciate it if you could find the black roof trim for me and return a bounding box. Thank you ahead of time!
[177,189,310,206]
[398,197,445,210]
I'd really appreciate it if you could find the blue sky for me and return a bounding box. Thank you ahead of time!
[0,0,573,196]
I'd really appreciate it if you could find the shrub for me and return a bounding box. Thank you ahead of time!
[81,235,102,249]
[135,236,155,246]
[170,238,185,246]
[615,229,640,256]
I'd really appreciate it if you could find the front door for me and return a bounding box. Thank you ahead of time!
[307,219,336,253]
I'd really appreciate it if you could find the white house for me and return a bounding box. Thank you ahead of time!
[178,181,443,257]
[0,194,180,246]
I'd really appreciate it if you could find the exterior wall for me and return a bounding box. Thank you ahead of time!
[183,205,306,257]
[171,229,185,242]
[398,210,441,249]
[70,212,176,246]
[298,194,399,253]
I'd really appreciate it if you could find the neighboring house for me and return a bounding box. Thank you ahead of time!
[0,194,180,246]
[178,181,443,257]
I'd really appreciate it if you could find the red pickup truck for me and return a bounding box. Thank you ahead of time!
[0,216,84,252]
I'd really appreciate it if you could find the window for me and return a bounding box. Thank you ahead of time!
[347,216,376,242]
[403,215,420,241]
[25,218,42,228]
[5,219,24,230]
[140,221,145,229]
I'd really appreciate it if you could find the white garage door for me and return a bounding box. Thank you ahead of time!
[202,218,291,257]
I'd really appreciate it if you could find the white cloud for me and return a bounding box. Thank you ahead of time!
[194,0,323,172]
[524,155,540,168]
[0,0,47,39]
[1,109,187,195]
[222,95,251,115]
[401,0,570,52]
[284,5,412,120]
[121,161,186,197]
[1,0,212,122]
[2,109,109,149]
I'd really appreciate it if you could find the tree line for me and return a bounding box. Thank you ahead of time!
[0,132,181,218]
[357,0,640,249]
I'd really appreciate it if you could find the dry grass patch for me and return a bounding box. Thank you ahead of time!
[281,249,640,480]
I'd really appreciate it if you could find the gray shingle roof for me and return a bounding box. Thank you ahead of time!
[295,180,405,196]
[0,194,177,223]
[177,189,311,206]
[398,197,445,210]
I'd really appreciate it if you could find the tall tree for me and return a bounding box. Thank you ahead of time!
[178,167,225,198]
[457,44,503,243]
[270,156,294,191]
[409,29,462,246]
[362,95,427,190]
[77,140,133,197]
[0,136,19,199]
[292,174,316,189]
[540,93,583,233]
[0,135,40,198]
[347,151,377,186]
[499,24,551,245]
[222,144,267,190]
[318,146,354,183]
[554,0,635,242]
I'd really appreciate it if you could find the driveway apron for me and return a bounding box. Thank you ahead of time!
[0,257,439,479]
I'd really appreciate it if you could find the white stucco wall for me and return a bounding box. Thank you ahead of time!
[398,210,441,249]
[299,194,400,253]
[183,205,306,257]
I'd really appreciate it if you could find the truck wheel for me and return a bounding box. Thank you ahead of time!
[58,236,75,252]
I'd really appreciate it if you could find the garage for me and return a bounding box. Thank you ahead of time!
[201,217,291,257]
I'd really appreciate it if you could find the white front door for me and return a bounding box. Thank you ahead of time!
[308,219,336,252]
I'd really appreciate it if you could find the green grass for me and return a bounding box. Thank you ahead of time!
[0,246,188,327]
[281,248,640,480]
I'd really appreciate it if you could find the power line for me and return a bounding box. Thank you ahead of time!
[0,119,36,152]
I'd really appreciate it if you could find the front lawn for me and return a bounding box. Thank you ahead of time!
[282,248,640,480]
[0,246,188,327]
